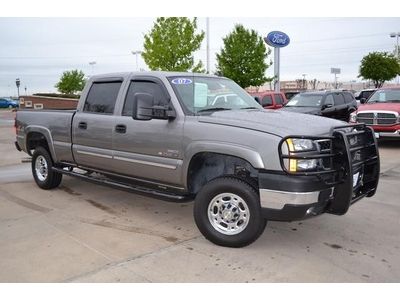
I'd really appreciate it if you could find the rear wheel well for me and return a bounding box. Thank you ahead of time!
[26,132,50,156]
[187,152,259,194]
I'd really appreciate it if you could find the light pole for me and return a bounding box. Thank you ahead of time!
[206,17,210,74]
[390,32,400,85]
[15,78,20,98]
[302,74,307,90]
[131,51,142,71]
[89,61,96,76]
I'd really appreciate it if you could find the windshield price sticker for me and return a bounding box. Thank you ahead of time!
[171,78,193,85]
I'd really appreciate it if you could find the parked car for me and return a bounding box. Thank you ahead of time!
[249,91,288,109]
[350,87,400,139]
[355,88,376,106]
[281,90,358,122]
[15,72,380,247]
[0,98,18,108]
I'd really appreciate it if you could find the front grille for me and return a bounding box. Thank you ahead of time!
[356,112,374,125]
[357,112,398,125]
[357,113,374,118]
[278,124,380,215]
[317,140,332,169]
[377,112,397,125]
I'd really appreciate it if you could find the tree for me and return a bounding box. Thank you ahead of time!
[55,70,86,95]
[142,17,205,72]
[359,52,400,88]
[216,24,272,88]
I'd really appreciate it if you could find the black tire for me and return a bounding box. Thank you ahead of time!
[31,146,62,189]
[194,176,266,248]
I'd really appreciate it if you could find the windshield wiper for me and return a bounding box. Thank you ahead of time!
[197,107,232,113]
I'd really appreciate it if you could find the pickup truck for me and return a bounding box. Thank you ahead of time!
[350,87,400,139]
[15,72,380,247]
[248,91,288,109]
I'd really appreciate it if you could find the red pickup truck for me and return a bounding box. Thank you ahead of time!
[350,87,400,139]
[249,91,288,109]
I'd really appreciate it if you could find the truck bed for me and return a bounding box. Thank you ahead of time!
[16,109,76,162]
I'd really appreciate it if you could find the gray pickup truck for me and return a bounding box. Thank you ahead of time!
[15,72,380,247]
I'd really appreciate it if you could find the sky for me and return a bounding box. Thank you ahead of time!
[0,17,399,97]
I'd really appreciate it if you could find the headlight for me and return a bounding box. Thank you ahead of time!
[296,159,318,170]
[289,138,315,151]
[349,112,357,123]
[285,138,318,172]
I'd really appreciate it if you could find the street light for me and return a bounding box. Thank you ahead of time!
[131,51,143,71]
[15,78,20,98]
[390,32,400,85]
[302,74,307,90]
[89,61,97,76]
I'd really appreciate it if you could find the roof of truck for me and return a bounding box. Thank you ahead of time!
[89,71,220,80]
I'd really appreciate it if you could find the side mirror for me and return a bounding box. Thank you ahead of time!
[133,93,153,120]
[360,98,367,104]
[253,96,260,104]
[133,92,176,121]
[322,103,333,110]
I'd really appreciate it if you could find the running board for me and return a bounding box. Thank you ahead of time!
[52,167,193,202]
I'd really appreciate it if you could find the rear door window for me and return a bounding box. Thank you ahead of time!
[333,93,345,106]
[261,95,273,106]
[344,93,355,103]
[275,94,284,105]
[83,81,122,114]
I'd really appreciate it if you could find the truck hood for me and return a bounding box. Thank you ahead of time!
[279,106,321,115]
[198,109,345,137]
[357,102,400,113]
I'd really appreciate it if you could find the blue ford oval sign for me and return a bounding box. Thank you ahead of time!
[264,31,290,48]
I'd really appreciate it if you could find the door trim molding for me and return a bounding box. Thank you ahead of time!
[77,150,113,159]
[113,155,177,170]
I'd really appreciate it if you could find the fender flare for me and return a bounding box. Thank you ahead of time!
[25,125,58,162]
[182,141,265,187]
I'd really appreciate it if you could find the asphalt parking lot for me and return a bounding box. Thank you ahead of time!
[0,109,399,282]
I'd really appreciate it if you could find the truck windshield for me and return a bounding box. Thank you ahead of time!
[168,76,261,114]
[285,94,323,107]
[367,89,400,103]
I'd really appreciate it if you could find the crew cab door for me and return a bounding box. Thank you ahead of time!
[261,94,273,109]
[72,79,123,170]
[111,77,184,187]
[273,93,285,109]
[333,93,348,121]
[321,94,336,118]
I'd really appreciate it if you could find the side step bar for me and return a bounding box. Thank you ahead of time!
[52,167,193,202]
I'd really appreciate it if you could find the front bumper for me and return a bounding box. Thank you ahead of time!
[260,188,331,221]
[375,130,400,139]
[259,124,380,222]
[258,172,333,221]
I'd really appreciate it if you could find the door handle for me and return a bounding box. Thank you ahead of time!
[78,122,87,130]
[115,124,127,134]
